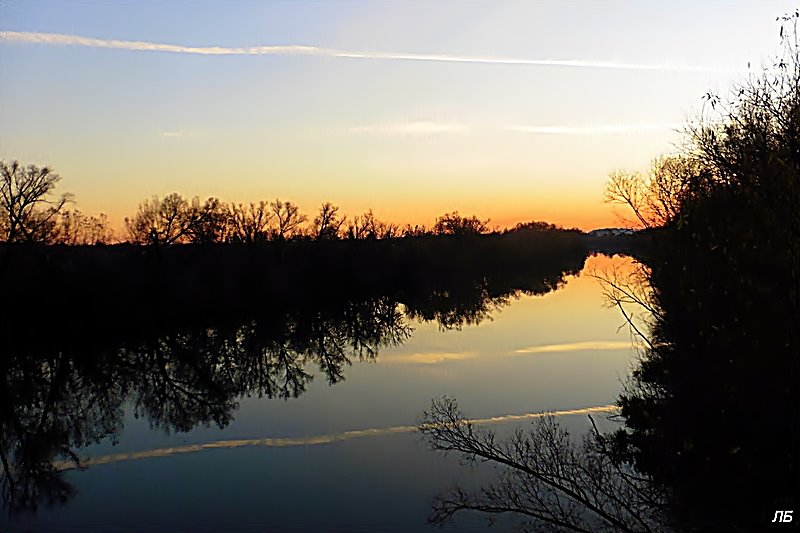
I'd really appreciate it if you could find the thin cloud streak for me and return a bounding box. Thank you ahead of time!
[52,404,618,471]
[381,350,478,364]
[2,31,728,72]
[507,123,684,135]
[512,340,635,355]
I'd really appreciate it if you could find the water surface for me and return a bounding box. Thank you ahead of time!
[3,254,637,532]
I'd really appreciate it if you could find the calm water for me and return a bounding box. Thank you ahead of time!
[3,254,637,532]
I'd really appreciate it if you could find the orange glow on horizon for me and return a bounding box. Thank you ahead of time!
[96,205,619,239]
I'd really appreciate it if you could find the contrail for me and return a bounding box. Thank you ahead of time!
[0,31,726,72]
[52,404,618,471]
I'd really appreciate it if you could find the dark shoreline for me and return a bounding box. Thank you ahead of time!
[0,230,650,342]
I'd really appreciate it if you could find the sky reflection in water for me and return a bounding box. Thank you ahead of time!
[5,254,638,532]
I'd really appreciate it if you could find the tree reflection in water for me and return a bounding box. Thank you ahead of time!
[0,249,585,516]
[420,244,797,531]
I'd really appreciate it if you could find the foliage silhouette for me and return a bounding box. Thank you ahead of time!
[432,211,489,236]
[53,210,113,245]
[604,156,698,230]
[269,198,307,241]
[124,193,231,245]
[419,397,665,533]
[311,202,346,240]
[0,160,73,244]
[601,15,800,524]
[229,200,273,243]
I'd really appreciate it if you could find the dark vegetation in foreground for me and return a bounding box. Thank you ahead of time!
[419,13,799,533]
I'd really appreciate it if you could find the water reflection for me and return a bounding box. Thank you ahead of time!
[52,405,618,472]
[420,242,797,531]
[0,249,586,516]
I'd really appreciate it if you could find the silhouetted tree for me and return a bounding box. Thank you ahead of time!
[506,220,570,234]
[402,223,431,237]
[346,209,398,239]
[419,397,665,532]
[188,197,229,244]
[365,209,399,239]
[604,156,699,229]
[601,13,800,529]
[54,210,114,245]
[345,213,368,239]
[0,160,72,243]
[125,193,196,245]
[311,202,345,240]
[599,16,800,526]
[433,211,489,236]
[270,198,307,240]
[229,201,273,243]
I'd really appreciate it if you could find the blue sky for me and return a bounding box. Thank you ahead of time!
[1,0,796,229]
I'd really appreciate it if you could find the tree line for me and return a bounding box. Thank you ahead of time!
[121,194,492,245]
[1,161,578,246]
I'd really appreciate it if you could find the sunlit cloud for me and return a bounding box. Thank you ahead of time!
[512,340,634,355]
[1,31,730,72]
[507,123,683,135]
[348,121,469,136]
[52,404,617,471]
[381,350,477,364]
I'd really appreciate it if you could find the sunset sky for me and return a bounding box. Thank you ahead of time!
[0,0,796,230]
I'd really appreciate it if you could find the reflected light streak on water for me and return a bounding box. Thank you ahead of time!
[54,404,618,471]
